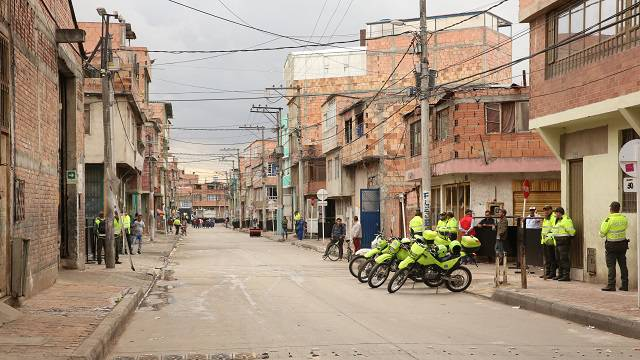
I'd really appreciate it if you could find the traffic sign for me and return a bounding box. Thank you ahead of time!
[522,179,530,199]
[624,177,637,193]
[317,188,328,201]
[317,200,328,206]
[619,139,640,177]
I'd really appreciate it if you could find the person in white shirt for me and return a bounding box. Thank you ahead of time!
[351,216,362,251]
[525,207,542,229]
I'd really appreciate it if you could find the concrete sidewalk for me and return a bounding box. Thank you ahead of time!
[256,231,640,340]
[0,233,178,360]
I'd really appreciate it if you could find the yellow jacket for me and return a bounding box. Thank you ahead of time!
[541,216,556,245]
[409,216,424,235]
[600,213,628,242]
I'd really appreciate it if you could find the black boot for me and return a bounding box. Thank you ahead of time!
[619,284,629,291]
[557,269,570,281]
[602,285,616,291]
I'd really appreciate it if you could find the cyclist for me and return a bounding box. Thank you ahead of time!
[324,217,346,260]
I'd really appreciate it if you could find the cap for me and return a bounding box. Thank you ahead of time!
[542,205,552,210]
[529,207,536,210]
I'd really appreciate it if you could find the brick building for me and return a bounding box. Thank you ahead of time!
[403,86,560,232]
[283,11,514,244]
[522,0,640,285]
[191,180,229,220]
[0,0,87,298]
[239,139,277,228]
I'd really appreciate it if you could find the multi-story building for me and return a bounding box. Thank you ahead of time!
[192,181,229,220]
[81,20,148,219]
[240,139,277,228]
[0,0,86,298]
[284,11,514,244]
[403,86,560,230]
[522,0,640,285]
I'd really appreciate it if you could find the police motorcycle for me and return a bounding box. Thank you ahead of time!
[359,230,426,284]
[357,235,404,283]
[367,237,414,288]
[348,233,388,279]
[387,235,473,294]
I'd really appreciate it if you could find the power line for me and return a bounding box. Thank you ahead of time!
[317,0,343,43]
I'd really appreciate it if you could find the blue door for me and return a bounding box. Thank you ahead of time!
[360,189,381,248]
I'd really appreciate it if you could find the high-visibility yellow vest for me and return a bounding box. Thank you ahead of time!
[541,216,557,245]
[294,213,302,222]
[446,218,458,234]
[600,213,628,242]
[409,216,424,234]
[436,219,447,234]
[122,214,131,234]
[552,215,575,238]
[174,218,181,226]
[114,218,122,236]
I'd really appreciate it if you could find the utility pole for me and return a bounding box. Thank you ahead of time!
[222,148,243,229]
[419,0,433,229]
[99,9,116,268]
[250,105,284,236]
[296,93,304,222]
[147,128,155,242]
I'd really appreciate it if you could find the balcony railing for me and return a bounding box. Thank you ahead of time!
[547,25,640,78]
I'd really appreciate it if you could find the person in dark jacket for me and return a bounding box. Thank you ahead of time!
[324,217,347,260]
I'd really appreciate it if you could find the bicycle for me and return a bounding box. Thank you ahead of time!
[323,238,353,262]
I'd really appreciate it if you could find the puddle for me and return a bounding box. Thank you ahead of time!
[139,283,176,311]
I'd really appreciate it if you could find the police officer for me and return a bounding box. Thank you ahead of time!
[113,210,122,264]
[122,212,132,255]
[551,207,576,281]
[540,205,557,279]
[436,212,448,237]
[446,211,459,240]
[600,201,629,291]
[409,210,424,239]
[95,212,106,265]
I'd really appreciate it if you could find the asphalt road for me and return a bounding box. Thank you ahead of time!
[110,227,640,360]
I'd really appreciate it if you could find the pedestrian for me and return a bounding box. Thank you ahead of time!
[294,211,303,240]
[173,216,181,235]
[122,211,132,255]
[600,201,629,291]
[459,209,475,237]
[113,210,122,264]
[95,212,106,265]
[540,205,558,279]
[478,210,496,229]
[324,217,346,260]
[132,213,145,254]
[409,210,424,239]
[446,211,459,240]
[496,209,508,258]
[551,207,576,282]
[351,216,362,252]
[525,207,542,229]
[281,216,289,240]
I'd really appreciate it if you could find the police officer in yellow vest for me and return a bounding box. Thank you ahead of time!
[600,201,629,291]
[436,212,447,237]
[540,205,557,279]
[113,210,123,264]
[446,211,459,240]
[551,207,576,281]
[122,212,132,255]
[409,210,424,240]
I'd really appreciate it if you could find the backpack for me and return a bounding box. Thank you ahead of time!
[97,219,106,235]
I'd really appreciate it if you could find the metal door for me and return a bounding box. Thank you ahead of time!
[569,160,584,268]
[360,189,380,248]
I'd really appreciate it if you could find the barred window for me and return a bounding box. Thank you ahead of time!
[410,120,421,157]
[621,128,639,212]
[0,35,9,131]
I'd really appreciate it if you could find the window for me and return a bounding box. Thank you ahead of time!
[444,183,471,220]
[0,35,8,130]
[327,159,333,180]
[267,186,278,200]
[207,194,220,201]
[431,186,441,226]
[355,113,364,138]
[485,101,530,134]
[621,128,639,212]
[410,121,421,157]
[192,194,202,202]
[345,118,353,143]
[435,108,448,141]
[84,104,91,134]
[548,0,640,71]
[267,163,278,176]
[334,156,340,179]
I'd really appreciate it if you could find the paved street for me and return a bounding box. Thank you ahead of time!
[110,227,640,360]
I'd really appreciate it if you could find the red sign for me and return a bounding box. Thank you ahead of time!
[626,163,635,173]
[522,180,531,199]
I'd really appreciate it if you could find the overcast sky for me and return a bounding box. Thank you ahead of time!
[74,0,528,181]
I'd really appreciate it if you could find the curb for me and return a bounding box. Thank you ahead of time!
[70,288,143,360]
[293,241,324,253]
[492,289,640,340]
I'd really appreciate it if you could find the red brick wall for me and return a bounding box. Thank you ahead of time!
[11,0,85,294]
[527,14,640,119]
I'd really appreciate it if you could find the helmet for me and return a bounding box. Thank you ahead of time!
[436,244,448,258]
[423,230,438,241]
[400,237,412,244]
[389,240,401,253]
[449,240,462,255]
[376,239,388,250]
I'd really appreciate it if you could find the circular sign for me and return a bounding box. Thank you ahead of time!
[619,139,640,177]
[522,179,530,200]
[317,188,328,201]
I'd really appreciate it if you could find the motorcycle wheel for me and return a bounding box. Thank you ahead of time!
[357,258,376,283]
[387,269,410,294]
[368,263,391,288]
[348,255,366,278]
[445,266,472,292]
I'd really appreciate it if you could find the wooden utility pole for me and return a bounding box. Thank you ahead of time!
[100,11,116,268]
[419,0,433,229]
